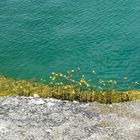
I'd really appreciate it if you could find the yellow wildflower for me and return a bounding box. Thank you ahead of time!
[80,79,88,84]
[72,80,75,82]
[64,86,68,90]
[71,90,75,95]
[109,80,113,83]
[71,70,74,72]
[79,83,82,86]
[77,67,80,70]
[86,84,89,87]
[59,73,63,77]
[52,77,56,81]
[98,86,102,90]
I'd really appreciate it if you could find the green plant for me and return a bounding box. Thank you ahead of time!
[0,68,140,104]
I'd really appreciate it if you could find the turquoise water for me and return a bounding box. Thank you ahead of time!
[0,0,140,89]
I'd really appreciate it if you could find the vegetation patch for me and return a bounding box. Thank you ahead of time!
[0,68,140,104]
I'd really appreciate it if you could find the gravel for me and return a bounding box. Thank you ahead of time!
[0,96,140,140]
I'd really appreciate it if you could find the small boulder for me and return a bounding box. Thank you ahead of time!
[33,94,40,98]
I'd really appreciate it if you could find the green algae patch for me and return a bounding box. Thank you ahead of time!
[0,74,140,104]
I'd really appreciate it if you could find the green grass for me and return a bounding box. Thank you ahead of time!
[0,68,140,104]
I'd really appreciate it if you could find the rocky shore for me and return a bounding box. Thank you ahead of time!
[0,96,140,140]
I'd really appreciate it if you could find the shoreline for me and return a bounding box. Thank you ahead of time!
[0,75,140,104]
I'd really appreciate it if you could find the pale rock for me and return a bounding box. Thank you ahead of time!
[33,94,40,98]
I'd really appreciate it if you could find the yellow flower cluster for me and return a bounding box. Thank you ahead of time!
[79,79,89,87]
[49,72,59,81]
[1,68,140,104]
[49,76,56,81]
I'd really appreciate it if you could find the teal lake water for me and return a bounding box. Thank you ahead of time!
[0,0,140,89]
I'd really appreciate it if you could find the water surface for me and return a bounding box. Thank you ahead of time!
[0,0,140,88]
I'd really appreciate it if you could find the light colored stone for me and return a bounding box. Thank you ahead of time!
[33,94,40,98]
[29,98,45,105]
[0,96,140,140]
